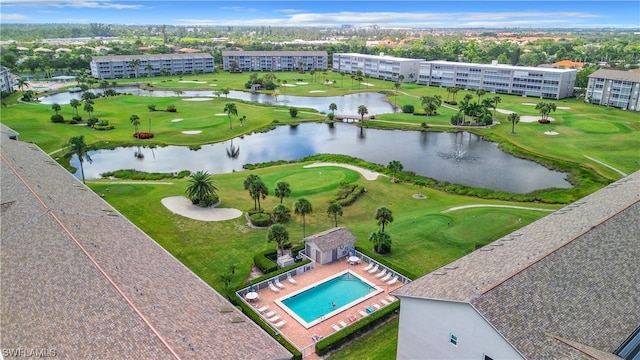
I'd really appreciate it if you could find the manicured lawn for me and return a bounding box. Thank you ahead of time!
[327,317,400,360]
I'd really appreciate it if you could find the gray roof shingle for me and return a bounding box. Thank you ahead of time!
[304,227,356,252]
[1,139,292,360]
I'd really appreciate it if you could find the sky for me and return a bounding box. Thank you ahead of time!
[1,0,639,29]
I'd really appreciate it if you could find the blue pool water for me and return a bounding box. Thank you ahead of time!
[281,273,375,323]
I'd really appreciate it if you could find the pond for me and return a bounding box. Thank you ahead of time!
[38,86,398,116]
[72,122,571,193]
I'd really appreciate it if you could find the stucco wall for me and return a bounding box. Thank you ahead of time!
[396,297,523,360]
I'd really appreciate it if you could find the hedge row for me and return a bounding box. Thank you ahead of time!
[315,301,400,356]
[253,243,306,275]
[337,185,366,207]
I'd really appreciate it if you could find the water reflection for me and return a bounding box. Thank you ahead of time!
[73,122,571,193]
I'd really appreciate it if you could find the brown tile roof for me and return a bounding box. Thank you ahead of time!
[588,69,640,83]
[0,139,292,360]
[304,227,356,252]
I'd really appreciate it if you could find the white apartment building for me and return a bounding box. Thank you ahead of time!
[332,53,423,82]
[90,53,215,79]
[585,69,640,111]
[221,51,328,72]
[417,60,577,99]
[0,66,14,93]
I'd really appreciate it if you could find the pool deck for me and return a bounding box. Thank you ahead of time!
[245,258,404,356]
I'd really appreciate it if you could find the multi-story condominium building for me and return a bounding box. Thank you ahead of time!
[332,53,423,82]
[221,51,328,72]
[417,60,577,99]
[90,53,215,79]
[585,69,640,111]
[0,66,14,93]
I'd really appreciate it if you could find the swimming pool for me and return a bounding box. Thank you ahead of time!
[276,270,381,328]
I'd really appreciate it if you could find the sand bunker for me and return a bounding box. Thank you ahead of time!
[360,82,375,87]
[544,131,559,136]
[281,84,296,87]
[209,84,218,86]
[309,90,326,93]
[557,106,571,110]
[171,118,184,122]
[215,113,227,116]
[179,80,207,84]
[496,109,515,114]
[182,130,202,135]
[296,82,309,85]
[182,98,213,101]
[161,196,242,221]
[520,116,555,123]
[522,102,537,106]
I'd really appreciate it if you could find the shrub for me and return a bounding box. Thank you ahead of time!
[193,195,219,207]
[148,104,156,112]
[86,117,99,128]
[421,122,428,128]
[401,104,415,113]
[289,107,298,118]
[166,105,177,112]
[337,185,366,207]
[134,132,154,139]
[50,114,65,123]
[253,249,279,273]
[250,212,272,227]
[327,113,335,121]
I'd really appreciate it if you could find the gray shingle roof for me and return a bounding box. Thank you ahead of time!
[1,139,292,360]
[393,170,640,358]
[304,227,356,252]
[588,69,640,83]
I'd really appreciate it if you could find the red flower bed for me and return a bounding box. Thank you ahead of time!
[134,132,154,139]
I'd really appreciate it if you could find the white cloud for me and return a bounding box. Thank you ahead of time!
[0,13,30,21]
[1,0,144,10]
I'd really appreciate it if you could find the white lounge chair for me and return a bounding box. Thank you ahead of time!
[363,262,373,271]
[375,269,387,278]
[331,324,341,332]
[380,299,390,306]
[268,315,281,323]
[372,303,381,310]
[257,305,269,313]
[274,278,285,289]
[381,273,392,282]
[387,276,398,285]
[387,295,396,302]
[367,264,379,274]
[264,310,276,318]
[338,320,348,328]
[268,281,280,293]
[358,310,369,317]
[287,273,297,284]
[274,320,286,328]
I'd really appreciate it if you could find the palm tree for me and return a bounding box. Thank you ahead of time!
[185,170,218,206]
[508,112,520,134]
[464,93,473,102]
[375,206,394,232]
[369,229,392,254]
[357,105,368,122]
[222,88,230,99]
[421,95,442,116]
[272,204,291,224]
[492,96,502,114]
[130,114,141,134]
[326,200,343,227]
[476,88,487,100]
[414,179,427,197]
[224,102,237,130]
[51,103,61,115]
[329,103,337,115]
[16,78,29,92]
[99,80,109,94]
[387,160,404,183]
[394,82,401,105]
[250,177,268,212]
[274,181,291,204]
[244,174,261,210]
[128,58,140,79]
[69,99,81,117]
[225,139,240,159]
[65,135,92,184]
[340,72,345,88]
[294,198,313,238]
[83,101,94,119]
[451,86,461,102]
[267,224,290,257]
